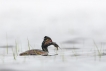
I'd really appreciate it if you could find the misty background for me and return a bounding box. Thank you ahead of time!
[0,0,106,46]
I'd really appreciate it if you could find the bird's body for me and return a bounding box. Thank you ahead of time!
[19,36,59,56]
[20,49,48,56]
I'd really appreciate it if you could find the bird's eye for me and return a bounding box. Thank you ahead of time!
[44,39,52,45]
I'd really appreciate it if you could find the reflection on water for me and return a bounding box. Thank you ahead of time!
[0,69,17,71]
[62,47,80,50]
[62,40,79,44]
[0,45,14,48]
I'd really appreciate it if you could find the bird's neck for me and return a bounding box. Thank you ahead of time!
[42,41,48,52]
[42,46,48,52]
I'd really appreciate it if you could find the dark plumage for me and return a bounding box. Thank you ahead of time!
[19,36,59,56]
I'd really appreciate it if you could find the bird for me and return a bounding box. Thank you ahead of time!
[19,36,59,56]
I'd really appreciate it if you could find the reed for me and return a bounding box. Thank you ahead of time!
[27,38,30,50]
[6,33,8,54]
[93,40,101,57]
[12,47,16,60]
[15,40,18,56]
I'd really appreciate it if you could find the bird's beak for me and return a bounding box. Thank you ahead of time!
[53,42,59,50]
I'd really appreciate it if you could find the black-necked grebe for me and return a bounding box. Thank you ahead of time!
[19,36,59,56]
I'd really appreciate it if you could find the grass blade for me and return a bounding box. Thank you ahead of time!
[27,38,30,50]
[6,33,8,54]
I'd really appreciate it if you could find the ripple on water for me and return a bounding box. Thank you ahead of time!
[62,47,80,50]
[62,37,87,44]
[0,45,14,48]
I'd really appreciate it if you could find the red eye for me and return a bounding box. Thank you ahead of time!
[50,40,52,42]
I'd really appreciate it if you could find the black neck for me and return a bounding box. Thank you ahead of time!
[42,46,48,52]
[41,41,49,52]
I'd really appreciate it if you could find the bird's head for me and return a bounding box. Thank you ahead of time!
[42,36,59,51]
[44,36,52,45]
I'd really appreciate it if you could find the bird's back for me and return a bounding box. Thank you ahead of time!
[19,49,48,56]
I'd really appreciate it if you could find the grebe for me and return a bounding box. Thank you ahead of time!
[20,36,59,56]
